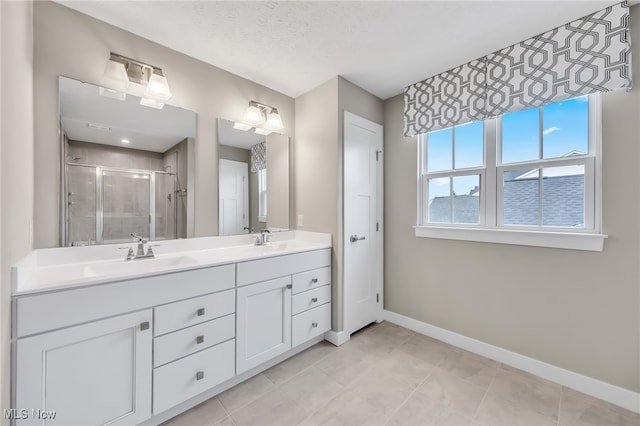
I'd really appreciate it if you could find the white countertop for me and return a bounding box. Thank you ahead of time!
[12,231,331,296]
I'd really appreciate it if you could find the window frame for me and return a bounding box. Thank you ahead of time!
[415,94,606,251]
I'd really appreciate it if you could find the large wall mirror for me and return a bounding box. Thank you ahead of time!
[59,76,196,246]
[217,118,289,235]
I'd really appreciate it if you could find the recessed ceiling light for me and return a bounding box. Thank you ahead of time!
[121,139,130,144]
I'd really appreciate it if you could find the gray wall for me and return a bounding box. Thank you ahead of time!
[1,1,34,419]
[294,76,383,331]
[382,8,640,392]
[33,0,294,248]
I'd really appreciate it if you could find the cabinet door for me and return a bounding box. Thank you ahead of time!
[15,310,152,426]
[236,276,291,374]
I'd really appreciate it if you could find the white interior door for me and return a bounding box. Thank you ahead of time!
[219,159,249,235]
[344,111,383,335]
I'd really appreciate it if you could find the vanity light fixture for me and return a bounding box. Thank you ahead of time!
[234,100,285,133]
[243,104,266,127]
[100,53,172,108]
[101,57,129,92]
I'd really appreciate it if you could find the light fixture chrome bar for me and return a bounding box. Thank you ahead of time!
[109,52,165,83]
[248,100,279,115]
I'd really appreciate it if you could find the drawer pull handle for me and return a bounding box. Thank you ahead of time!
[311,278,318,283]
[311,297,318,303]
[139,321,150,331]
[196,371,205,381]
[196,335,204,344]
[312,322,319,328]
[196,308,205,317]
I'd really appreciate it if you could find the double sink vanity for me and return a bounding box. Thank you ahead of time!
[11,231,332,425]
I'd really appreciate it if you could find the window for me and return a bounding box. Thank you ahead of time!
[417,94,604,251]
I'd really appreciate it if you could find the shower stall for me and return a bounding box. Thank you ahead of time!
[65,164,178,246]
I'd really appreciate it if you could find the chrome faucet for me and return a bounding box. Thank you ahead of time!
[122,233,157,260]
[255,229,272,246]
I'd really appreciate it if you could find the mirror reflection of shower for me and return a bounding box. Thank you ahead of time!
[59,76,196,247]
[64,139,190,246]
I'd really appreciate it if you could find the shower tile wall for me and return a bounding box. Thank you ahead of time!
[67,140,165,171]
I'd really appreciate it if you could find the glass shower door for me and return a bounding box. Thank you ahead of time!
[102,170,150,244]
[67,165,97,246]
[155,173,177,240]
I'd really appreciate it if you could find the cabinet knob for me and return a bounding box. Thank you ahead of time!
[196,308,205,317]
[312,322,318,328]
[311,278,318,283]
[285,284,292,290]
[196,335,204,344]
[139,321,150,331]
[311,297,318,303]
[196,371,205,381]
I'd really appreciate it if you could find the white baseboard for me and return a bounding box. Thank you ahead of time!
[383,309,640,414]
[324,329,350,346]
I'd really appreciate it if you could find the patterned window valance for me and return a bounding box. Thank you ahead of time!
[404,1,631,137]
[250,141,266,172]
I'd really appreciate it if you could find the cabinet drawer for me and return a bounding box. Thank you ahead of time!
[292,303,331,347]
[292,266,331,294]
[154,314,235,367]
[155,290,235,336]
[237,248,330,286]
[292,285,331,315]
[153,339,235,415]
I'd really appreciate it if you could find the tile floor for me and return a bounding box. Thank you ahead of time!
[163,322,640,426]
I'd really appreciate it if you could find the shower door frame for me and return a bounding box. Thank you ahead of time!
[64,162,176,246]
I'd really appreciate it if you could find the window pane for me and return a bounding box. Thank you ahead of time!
[453,175,480,224]
[427,128,452,172]
[502,108,539,164]
[542,165,585,227]
[428,177,450,223]
[503,168,539,226]
[543,96,589,159]
[455,121,483,169]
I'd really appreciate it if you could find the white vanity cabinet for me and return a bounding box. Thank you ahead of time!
[12,238,332,426]
[235,248,331,374]
[12,264,235,426]
[15,310,153,426]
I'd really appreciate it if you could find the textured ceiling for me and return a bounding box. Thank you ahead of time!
[58,1,615,100]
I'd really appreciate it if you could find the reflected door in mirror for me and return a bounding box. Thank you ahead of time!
[219,159,249,235]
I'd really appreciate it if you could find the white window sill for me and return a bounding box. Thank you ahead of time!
[414,226,606,252]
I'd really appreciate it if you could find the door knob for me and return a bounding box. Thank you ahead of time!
[350,234,366,243]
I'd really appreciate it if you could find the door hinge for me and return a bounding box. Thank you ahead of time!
[376,293,379,303]
[376,222,379,232]
[376,150,382,161]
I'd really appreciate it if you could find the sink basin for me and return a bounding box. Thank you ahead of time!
[84,255,198,277]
